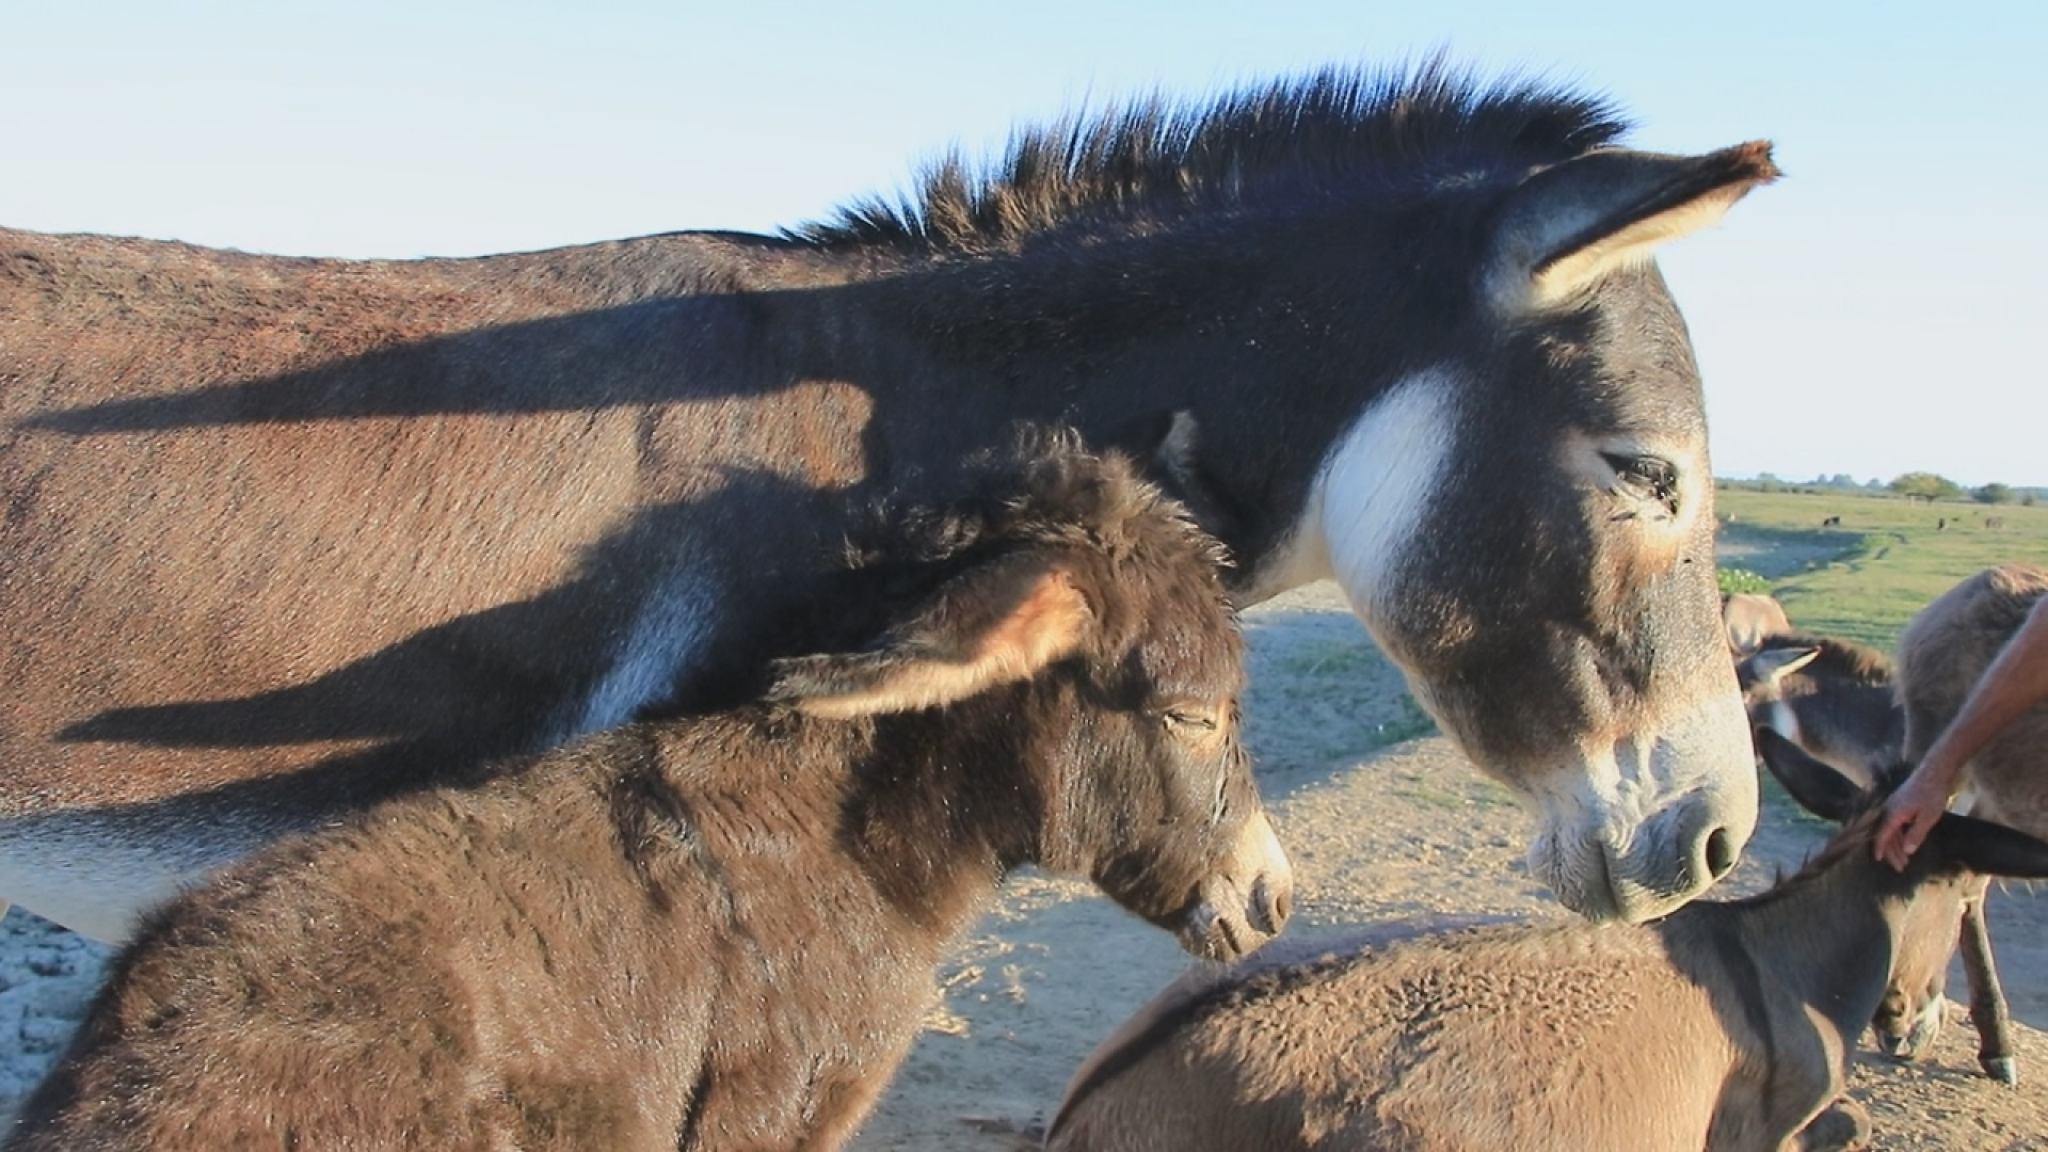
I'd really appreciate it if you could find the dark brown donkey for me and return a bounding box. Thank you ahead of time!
[3,435,1290,1150]
[1044,728,2048,1152]
[0,61,1773,940]
[1884,562,2048,1084]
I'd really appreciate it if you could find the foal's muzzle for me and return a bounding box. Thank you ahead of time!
[1177,812,1293,960]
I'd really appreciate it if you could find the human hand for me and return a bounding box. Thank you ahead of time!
[1875,770,1950,871]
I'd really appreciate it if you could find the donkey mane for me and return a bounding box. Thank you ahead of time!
[840,429,1231,574]
[795,56,1628,250]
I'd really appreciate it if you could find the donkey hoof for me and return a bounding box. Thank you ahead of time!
[1981,1055,2018,1086]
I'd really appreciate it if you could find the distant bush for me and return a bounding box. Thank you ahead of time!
[1889,471,1965,503]
[1717,567,1773,596]
[1973,482,2015,505]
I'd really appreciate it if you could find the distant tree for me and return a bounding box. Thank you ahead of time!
[1755,472,1784,493]
[1973,482,2015,505]
[2026,492,2039,508]
[1889,472,1965,503]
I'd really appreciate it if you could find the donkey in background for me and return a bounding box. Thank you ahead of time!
[1885,562,2048,1084]
[1724,591,1793,657]
[1736,629,1904,788]
[6,435,1291,1151]
[1043,727,2048,1152]
[1,61,1772,939]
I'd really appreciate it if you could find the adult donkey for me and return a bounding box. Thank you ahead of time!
[0,62,1770,941]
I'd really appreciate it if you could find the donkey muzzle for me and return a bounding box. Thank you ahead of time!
[1177,812,1293,961]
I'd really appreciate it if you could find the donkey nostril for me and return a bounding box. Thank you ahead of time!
[1704,826,1737,880]
[1250,878,1293,936]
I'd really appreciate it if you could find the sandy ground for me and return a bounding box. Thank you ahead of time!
[2,581,2044,1147]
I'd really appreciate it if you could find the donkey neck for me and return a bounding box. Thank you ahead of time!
[817,697,1049,939]
[780,208,1462,585]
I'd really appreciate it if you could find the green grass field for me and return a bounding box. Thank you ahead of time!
[1716,486,2048,651]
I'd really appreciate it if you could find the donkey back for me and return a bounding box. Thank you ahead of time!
[1046,729,2048,1152]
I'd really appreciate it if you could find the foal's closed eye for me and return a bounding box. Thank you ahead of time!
[1163,709,1219,732]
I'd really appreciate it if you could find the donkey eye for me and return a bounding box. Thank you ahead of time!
[1163,708,1219,733]
[1600,452,1679,517]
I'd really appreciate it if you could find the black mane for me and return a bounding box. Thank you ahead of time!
[792,56,1628,250]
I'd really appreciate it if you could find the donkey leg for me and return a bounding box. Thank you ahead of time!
[1958,884,2018,1085]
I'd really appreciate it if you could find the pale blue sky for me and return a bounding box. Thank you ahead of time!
[5,1,2042,486]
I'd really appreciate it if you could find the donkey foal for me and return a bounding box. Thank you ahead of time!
[6,437,1292,1152]
[1046,728,2048,1152]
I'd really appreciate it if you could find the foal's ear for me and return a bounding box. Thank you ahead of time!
[765,555,1094,720]
[1755,726,1862,823]
[1741,645,1821,688]
[1485,141,1780,314]
[1928,812,2048,880]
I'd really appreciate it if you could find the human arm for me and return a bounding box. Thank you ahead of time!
[1877,594,2048,870]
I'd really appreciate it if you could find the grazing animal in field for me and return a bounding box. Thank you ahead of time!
[4,437,1292,1152]
[1822,515,1841,527]
[0,61,1774,939]
[1883,562,2048,1084]
[1736,630,1903,787]
[1723,591,1793,656]
[1043,728,2048,1152]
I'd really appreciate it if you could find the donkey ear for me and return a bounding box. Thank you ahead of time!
[1485,141,1780,314]
[1744,645,1821,687]
[765,555,1094,720]
[1755,726,1863,823]
[1926,813,2048,880]
[1110,409,1239,544]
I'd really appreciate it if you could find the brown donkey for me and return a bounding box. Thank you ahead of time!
[2,64,1776,940]
[4,435,1292,1151]
[1723,591,1792,656]
[1044,727,2048,1152]
[1885,562,2048,1083]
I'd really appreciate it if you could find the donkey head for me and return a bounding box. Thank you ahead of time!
[1757,727,2048,1064]
[1736,636,1898,789]
[767,437,1291,961]
[1269,143,1781,922]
